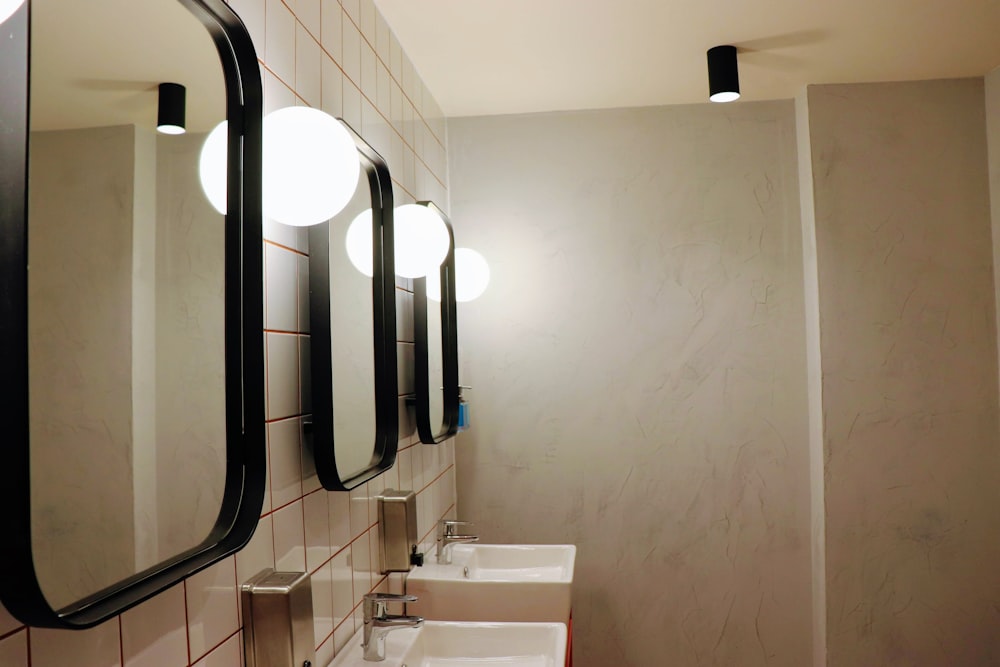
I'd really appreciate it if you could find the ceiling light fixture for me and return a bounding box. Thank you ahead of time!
[157,83,187,135]
[707,45,740,103]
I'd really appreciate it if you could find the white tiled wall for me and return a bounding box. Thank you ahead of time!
[0,0,455,665]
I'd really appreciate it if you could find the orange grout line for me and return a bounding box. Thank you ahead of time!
[259,27,448,191]
[264,238,309,257]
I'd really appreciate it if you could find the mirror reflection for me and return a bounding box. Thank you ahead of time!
[328,179,378,479]
[28,0,227,610]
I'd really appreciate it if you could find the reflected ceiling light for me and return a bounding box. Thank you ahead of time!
[157,83,186,135]
[427,247,490,303]
[394,204,450,278]
[0,0,24,25]
[345,208,374,277]
[263,107,360,227]
[198,121,228,214]
[707,45,740,103]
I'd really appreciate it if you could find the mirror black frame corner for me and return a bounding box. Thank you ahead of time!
[307,122,399,491]
[0,0,266,629]
[413,201,460,445]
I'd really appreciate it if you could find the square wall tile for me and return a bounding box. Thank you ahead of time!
[397,342,414,396]
[191,633,241,667]
[304,490,332,571]
[31,621,120,667]
[316,637,334,667]
[295,0,321,38]
[374,10,390,64]
[343,77,363,131]
[295,23,321,107]
[349,484,370,538]
[311,561,334,649]
[320,2,342,64]
[321,55,345,118]
[360,42,377,103]
[0,630,27,667]
[236,515,275,591]
[299,336,312,417]
[265,243,298,332]
[186,558,239,663]
[264,0,296,84]
[330,546,354,628]
[274,500,307,572]
[263,216,308,253]
[329,491,351,552]
[341,16,361,88]
[358,0,376,43]
[296,254,311,333]
[122,584,187,667]
[351,528,372,599]
[269,418,303,508]
[266,333,300,420]
[333,610,355,655]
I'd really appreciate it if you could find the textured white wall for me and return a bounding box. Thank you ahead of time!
[448,101,813,667]
[806,79,1000,665]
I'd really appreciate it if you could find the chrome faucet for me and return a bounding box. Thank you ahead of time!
[362,593,423,662]
[436,520,479,564]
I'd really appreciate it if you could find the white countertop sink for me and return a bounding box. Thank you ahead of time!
[406,544,575,623]
[327,620,567,667]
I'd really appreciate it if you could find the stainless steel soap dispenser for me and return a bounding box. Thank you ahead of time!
[241,569,315,667]
[378,489,420,573]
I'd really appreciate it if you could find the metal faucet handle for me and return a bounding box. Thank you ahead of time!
[364,593,418,603]
[363,592,418,619]
[439,520,475,537]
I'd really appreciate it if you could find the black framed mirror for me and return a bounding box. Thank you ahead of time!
[0,0,265,629]
[414,202,460,444]
[307,124,399,491]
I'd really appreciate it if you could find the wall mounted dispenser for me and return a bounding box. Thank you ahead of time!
[242,569,316,667]
[378,489,420,573]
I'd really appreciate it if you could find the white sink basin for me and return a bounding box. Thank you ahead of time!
[406,544,575,623]
[328,621,567,667]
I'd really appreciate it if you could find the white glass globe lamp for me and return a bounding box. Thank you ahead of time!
[262,107,360,227]
[393,204,450,279]
[0,0,25,25]
[198,121,228,214]
[427,247,490,303]
[345,209,374,277]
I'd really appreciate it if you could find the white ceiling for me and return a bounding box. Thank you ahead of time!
[32,0,224,133]
[373,0,1000,118]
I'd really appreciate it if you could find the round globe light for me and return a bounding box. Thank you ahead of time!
[345,209,374,277]
[198,121,228,214]
[427,247,490,303]
[455,248,490,302]
[263,107,359,227]
[393,204,450,279]
[0,0,25,25]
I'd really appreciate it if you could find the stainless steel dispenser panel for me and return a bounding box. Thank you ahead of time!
[241,569,316,667]
[378,489,418,573]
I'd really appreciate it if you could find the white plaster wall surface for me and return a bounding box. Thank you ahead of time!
[28,125,138,610]
[807,79,1000,665]
[448,101,812,667]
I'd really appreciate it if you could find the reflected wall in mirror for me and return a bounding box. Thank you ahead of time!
[0,0,265,628]
[308,123,399,490]
[414,202,459,444]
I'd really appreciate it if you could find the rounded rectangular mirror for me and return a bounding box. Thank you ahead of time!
[307,124,399,490]
[414,202,459,444]
[0,0,265,628]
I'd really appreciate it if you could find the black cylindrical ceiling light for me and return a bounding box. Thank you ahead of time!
[707,45,740,103]
[157,82,187,135]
